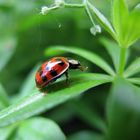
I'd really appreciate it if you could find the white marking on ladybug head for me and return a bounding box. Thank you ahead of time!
[68,59,79,65]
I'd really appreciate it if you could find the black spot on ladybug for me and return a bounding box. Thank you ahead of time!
[42,76,48,82]
[50,70,57,77]
[58,61,64,66]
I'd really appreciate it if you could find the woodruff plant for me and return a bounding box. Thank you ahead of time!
[40,0,140,139]
[0,0,140,140]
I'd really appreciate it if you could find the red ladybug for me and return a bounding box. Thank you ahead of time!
[35,57,85,89]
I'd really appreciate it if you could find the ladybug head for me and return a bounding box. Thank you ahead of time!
[68,58,87,71]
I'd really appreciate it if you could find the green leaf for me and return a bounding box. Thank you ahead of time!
[100,37,129,73]
[106,77,140,140]
[126,10,140,47]
[47,103,75,123]
[112,0,128,47]
[68,131,103,140]
[0,73,113,127]
[14,117,66,140]
[124,57,140,77]
[128,78,140,86]
[0,124,17,140]
[112,0,140,47]
[0,36,17,71]
[14,64,39,101]
[86,1,116,39]
[0,84,10,109]
[45,46,115,76]
[68,100,106,132]
[100,38,120,72]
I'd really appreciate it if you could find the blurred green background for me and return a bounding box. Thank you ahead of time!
[0,0,140,139]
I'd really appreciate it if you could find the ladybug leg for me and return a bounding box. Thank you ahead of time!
[65,71,69,84]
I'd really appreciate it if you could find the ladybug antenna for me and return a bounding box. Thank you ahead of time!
[78,65,88,71]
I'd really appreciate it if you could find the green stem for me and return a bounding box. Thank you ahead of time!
[64,3,85,8]
[85,3,96,27]
[118,47,126,76]
[64,0,86,8]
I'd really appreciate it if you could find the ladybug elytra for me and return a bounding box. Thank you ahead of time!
[35,57,85,89]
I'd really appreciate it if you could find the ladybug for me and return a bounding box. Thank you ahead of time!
[35,57,85,89]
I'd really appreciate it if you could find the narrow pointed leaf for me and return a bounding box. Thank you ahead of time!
[124,57,140,77]
[112,0,140,47]
[100,38,120,71]
[45,46,115,76]
[126,10,140,47]
[112,0,128,47]
[128,78,140,86]
[0,73,112,127]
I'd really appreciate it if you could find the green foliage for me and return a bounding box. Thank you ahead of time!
[0,84,10,109]
[124,57,140,77]
[100,38,120,72]
[68,100,106,132]
[45,46,115,76]
[85,1,116,39]
[0,117,65,140]
[0,36,17,71]
[15,117,66,140]
[106,78,140,140]
[0,123,17,140]
[68,131,103,140]
[14,64,39,101]
[0,0,140,139]
[112,0,140,47]
[0,73,112,127]
[128,77,140,86]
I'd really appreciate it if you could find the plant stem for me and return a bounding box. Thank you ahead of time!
[64,3,85,8]
[85,2,96,27]
[64,0,86,8]
[118,47,126,76]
